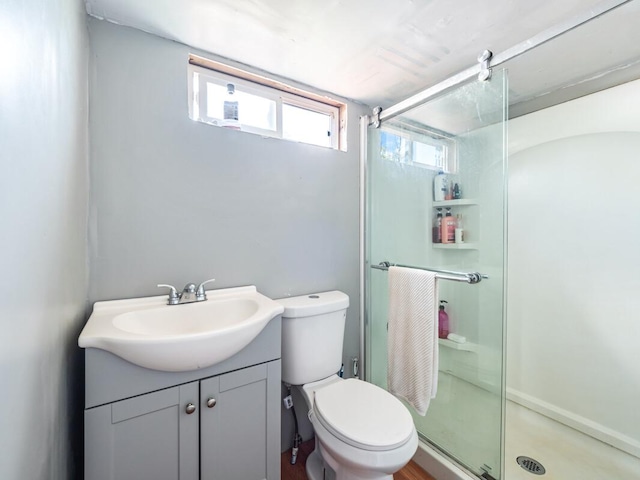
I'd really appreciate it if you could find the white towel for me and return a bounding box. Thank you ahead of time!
[387,266,439,416]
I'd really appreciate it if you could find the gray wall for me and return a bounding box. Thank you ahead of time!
[0,0,89,479]
[88,19,367,449]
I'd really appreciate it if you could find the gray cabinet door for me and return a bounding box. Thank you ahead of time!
[200,361,280,480]
[85,381,199,480]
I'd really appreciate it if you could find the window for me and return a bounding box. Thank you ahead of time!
[188,56,345,150]
[380,122,457,173]
[283,102,334,148]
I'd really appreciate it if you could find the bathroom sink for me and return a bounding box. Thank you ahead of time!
[78,286,284,372]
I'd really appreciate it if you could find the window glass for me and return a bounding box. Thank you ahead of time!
[206,82,277,132]
[380,131,410,162]
[413,140,447,168]
[283,104,332,148]
[380,128,455,172]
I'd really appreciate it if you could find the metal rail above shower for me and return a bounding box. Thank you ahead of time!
[371,261,488,284]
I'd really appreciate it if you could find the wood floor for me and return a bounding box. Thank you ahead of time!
[281,440,436,480]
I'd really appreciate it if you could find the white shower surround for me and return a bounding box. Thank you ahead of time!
[507,78,640,458]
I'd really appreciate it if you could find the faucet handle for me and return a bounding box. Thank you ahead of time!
[157,284,180,305]
[196,278,216,301]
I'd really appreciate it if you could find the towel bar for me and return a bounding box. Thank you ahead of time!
[371,261,487,284]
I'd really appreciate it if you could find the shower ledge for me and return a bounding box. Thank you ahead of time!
[433,243,478,250]
[439,338,477,352]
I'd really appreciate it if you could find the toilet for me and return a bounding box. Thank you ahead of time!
[278,291,418,480]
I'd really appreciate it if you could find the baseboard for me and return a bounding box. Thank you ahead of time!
[507,388,640,459]
[413,440,476,480]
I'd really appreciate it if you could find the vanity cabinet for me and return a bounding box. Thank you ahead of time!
[84,317,281,480]
[201,363,277,480]
[85,381,200,480]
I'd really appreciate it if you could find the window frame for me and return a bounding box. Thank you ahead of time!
[380,121,458,173]
[188,62,341,150]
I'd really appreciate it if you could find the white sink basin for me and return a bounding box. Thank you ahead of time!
[78,286,284,372]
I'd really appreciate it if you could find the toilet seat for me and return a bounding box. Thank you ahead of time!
[313,378,414,451]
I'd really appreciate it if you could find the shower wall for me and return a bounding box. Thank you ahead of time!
[507,78,640,457]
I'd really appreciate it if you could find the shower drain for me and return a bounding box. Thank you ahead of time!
[516,456,546,475]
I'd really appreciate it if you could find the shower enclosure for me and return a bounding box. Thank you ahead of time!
[362,4,640,479]
[363,71,508,479]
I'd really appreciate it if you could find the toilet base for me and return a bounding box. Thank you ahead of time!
[306,449,327,480]
[307,445,394,480]
[319,442,394,480]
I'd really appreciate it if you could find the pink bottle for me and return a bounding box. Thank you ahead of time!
[438,300,449,339]
[441,208,456,244]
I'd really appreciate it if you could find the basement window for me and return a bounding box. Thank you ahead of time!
[188,55,346,151]
[380,123,457,173]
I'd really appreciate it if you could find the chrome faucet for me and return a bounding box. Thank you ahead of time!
[157,278,216,305]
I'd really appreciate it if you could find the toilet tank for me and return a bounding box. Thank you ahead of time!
[277,291,349,385]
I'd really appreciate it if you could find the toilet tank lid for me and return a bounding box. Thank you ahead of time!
[277,291,349,318]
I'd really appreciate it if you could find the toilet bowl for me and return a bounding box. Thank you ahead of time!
[301,375,418,480]
[278,291,418,480]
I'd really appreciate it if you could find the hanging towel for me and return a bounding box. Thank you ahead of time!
[387,266,439,416]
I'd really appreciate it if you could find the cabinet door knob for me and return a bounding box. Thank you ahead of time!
[207,398,217,408]
[185,403,196,414]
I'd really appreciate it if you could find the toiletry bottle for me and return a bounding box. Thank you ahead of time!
[453,183,461,199]
[447,211,456,243]
[441,208,456,244]
[439,301,449,339]
[455,214,464,243]
[445,180,453,200]
[433,172,447,202]
[432,208,443,243]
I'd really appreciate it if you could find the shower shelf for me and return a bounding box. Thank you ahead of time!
[433,198,478,249]
[433,199,477,207]
[433,243,478,250]
[439,338,477,352]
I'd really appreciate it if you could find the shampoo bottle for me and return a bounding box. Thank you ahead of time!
[432,208,443,243]
[441,208,456,244]
[438,300,449,339]
[433,172,447,202]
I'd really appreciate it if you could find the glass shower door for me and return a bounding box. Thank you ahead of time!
[366,71,508,479]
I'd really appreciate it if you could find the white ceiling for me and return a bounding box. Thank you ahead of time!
[85,0,640,114]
